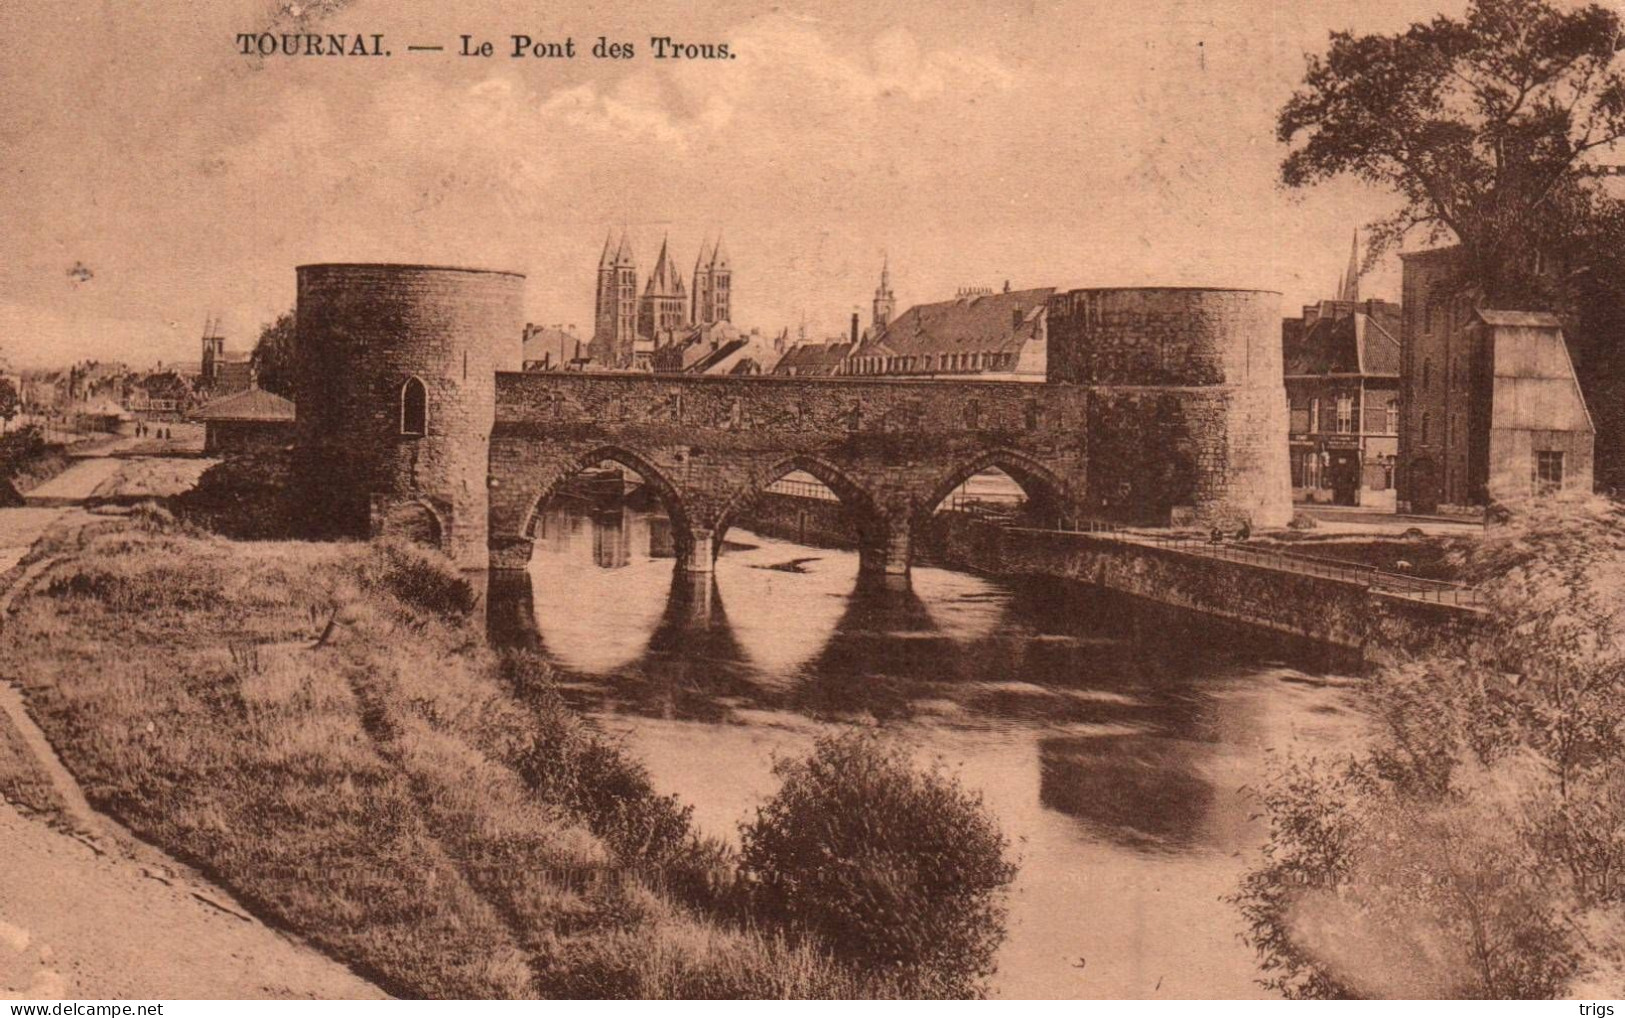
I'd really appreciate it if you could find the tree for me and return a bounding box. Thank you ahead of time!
[251,309,296,398]
[1279,0,1625,307]
[0,377,18,434]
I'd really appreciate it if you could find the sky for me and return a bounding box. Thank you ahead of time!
[0,0,1467,369]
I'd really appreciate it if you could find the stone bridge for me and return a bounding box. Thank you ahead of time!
[289,264,1291,576]
[488,373,1090,573]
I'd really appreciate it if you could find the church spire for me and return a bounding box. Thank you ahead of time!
[598,229,616,270]
[1338,229,1360,302]
[710,232,730,271]
[872,252,896,334]
[644,235,684,297]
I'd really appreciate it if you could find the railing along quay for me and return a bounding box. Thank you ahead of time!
[995,516,1485,608]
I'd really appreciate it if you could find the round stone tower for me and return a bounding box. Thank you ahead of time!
[1044,287,1292,528]
[292,264,525,570]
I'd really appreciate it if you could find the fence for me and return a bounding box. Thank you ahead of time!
[1005,517,1485,607]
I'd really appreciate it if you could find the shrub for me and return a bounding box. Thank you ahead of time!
[502,656,696,867]
[0,424,47,470]
[1233,495,1625,998]
[1288,510,1318,530]
[360,539,477,623]
[739,731,1017,996]
[172,450,297,539]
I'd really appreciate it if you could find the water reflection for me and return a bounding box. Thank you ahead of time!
[493,498,1364,999]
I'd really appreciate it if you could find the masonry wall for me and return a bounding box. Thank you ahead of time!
[293,263,524,569]
[1398,248,1476,510]
[1046,287,1292,526]
[203,419,293,456]
[929,516,1480,658]
[490,373,1091,535]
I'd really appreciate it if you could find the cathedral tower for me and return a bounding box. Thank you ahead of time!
[690,235,713,326]
[638,237,688,340]
[708,235,732,324]
[690,233,733,326]
[591,229,639,367]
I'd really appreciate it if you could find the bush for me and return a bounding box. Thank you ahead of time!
[1233,495,1625,998]
[1288,510,1318,530]
[0,424,47,470]
[502,654,697,867]
[739,732,1017,997]
[360,539,477,623]
[172,450,297,539]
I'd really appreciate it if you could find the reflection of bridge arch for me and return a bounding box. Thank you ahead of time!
[519,444,696,564]
[920,448,1069,522]
[711,453,885,553]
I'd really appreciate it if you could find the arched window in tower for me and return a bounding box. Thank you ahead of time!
[400,376,427,437]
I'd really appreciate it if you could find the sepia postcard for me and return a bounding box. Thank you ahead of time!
[2,0,1625,1005]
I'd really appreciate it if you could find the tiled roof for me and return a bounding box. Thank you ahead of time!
[862,287,1053,359]
[189,387,295,422]
[772,341,851,374]
[1283,301,1401,377]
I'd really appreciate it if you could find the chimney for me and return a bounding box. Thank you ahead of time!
[850,312,860,345]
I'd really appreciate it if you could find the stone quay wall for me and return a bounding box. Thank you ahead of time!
[928,516,1480,658]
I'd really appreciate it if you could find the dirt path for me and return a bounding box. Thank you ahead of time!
[0,456,387,1000]
[20,458,124,508]
[0,802,385,1000]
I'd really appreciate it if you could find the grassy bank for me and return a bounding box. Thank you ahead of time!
[0,512,920,998]
[0,708,69,824]
[0,425,73,501]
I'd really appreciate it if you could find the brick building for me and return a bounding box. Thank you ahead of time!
[1398,247,1595,511]
[772,340,853,376]
[1281,298,1402,507]
[521,323,588,371]
[189,385,295,454]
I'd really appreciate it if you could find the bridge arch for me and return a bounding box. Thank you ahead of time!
[711,453,886,554]
[920,447,1069,523]
[518,444,697,565]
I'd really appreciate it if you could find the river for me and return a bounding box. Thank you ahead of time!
[500,494,1366,999]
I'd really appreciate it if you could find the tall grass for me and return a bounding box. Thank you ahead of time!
[1,521,944,998]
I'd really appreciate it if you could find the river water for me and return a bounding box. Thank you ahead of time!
[505,496,1365,999]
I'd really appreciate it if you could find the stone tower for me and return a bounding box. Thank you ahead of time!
[201,314,225,385]
[292,263,524,571]
[591,230,638,368]
[1044,287,1292,528]
[872,256,895,335]
[708,234,732,324]
[638,237,688,340]
[690,235,713,326]
[691,233,732,325]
